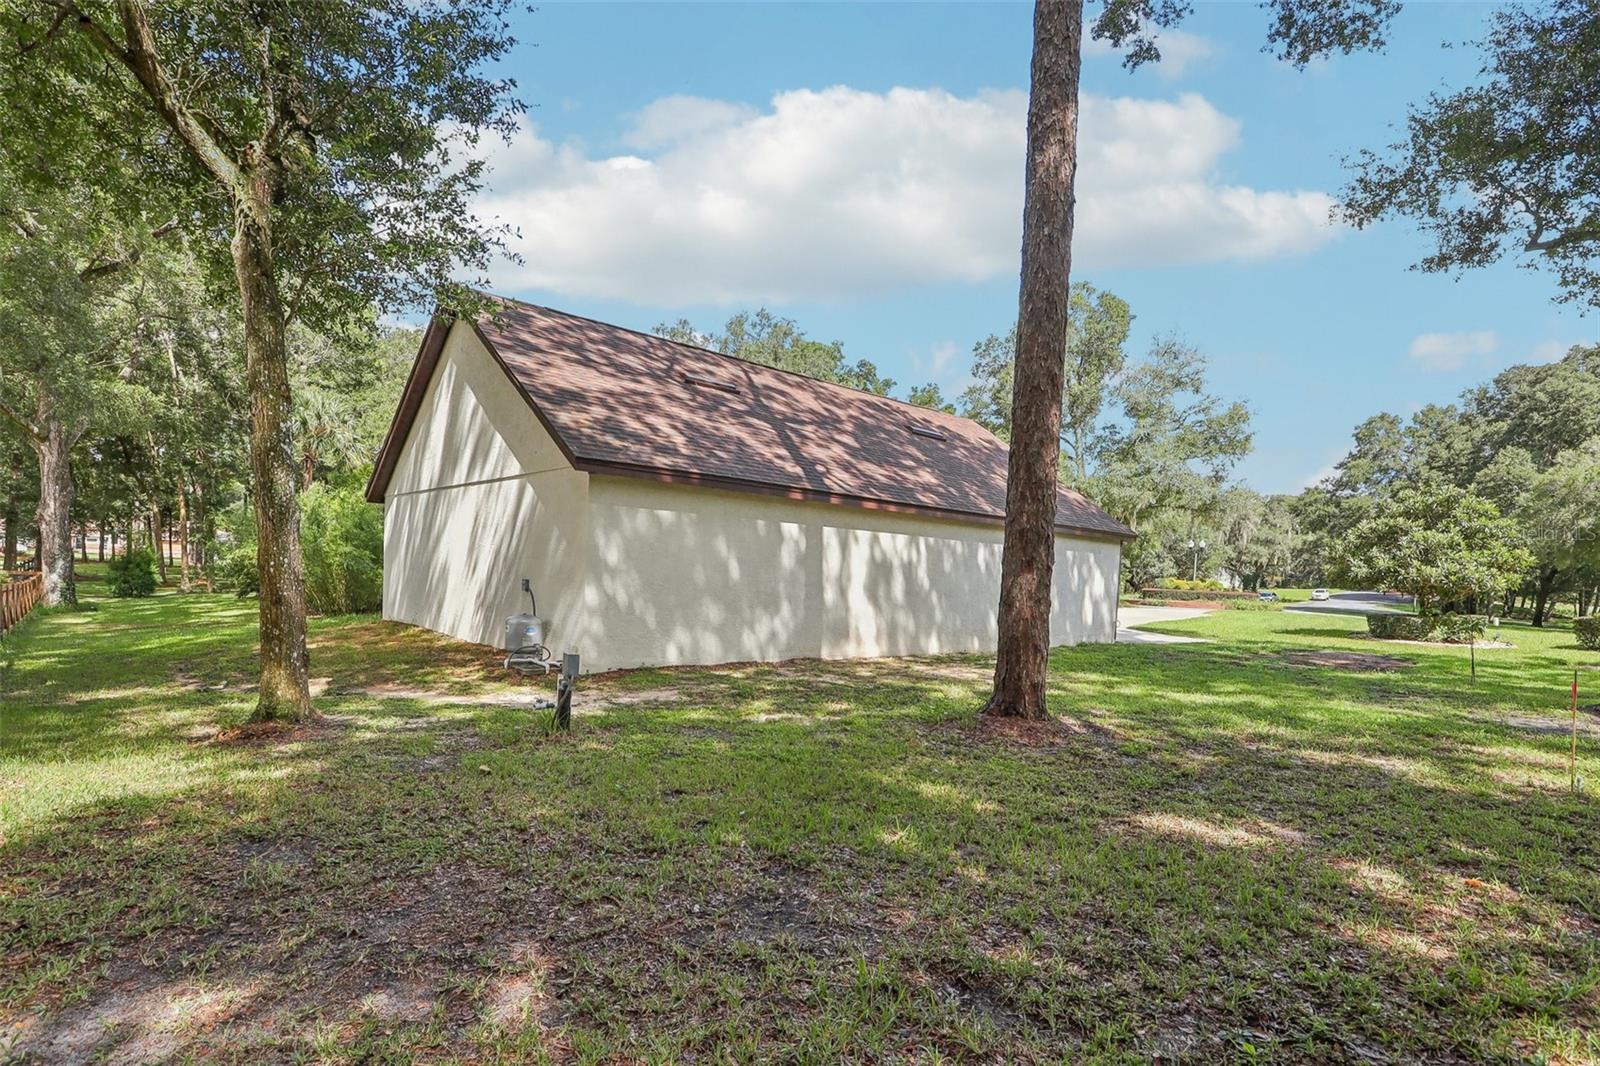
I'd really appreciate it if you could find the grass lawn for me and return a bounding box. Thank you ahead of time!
[3,587,1598,1063]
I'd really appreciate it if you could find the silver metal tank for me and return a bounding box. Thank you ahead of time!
[505,611,544,652]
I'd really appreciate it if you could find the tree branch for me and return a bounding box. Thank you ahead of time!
[17,5,68,54]
[75,216,181,284]
[1524,223,1600,254]
[55,0,247,195]
[0,395,42,443]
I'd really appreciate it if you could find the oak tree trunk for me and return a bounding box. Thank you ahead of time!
[177,471,192,593]
[2,501,17,571]
[33,409,78,607]
[150,506,167,582]
[191,479,212,590]
[984,0,1083,720]
[232,185,314,722]
[1532,567,1558,628]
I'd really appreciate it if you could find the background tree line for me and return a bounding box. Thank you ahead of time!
[1297,344,1600,624]
[0,199,420,607]
[1,0,521,721]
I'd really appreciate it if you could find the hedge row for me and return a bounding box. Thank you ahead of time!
[1367,612,1486,644]
[1576,617,1600,650]
[1141,588,1257,601]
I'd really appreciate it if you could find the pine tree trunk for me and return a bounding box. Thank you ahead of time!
[33,409,78,608]
[984,0,1083,721]
[232,184,314,722]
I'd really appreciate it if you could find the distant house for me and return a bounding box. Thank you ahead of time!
[365,298,1133,672]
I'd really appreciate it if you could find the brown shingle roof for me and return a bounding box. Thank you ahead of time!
[367,298,1133,542]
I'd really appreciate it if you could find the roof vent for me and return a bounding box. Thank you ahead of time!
[683,371,739,394]
[907,423,949,442]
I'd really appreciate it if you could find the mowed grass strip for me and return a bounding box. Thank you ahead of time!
[1,586,1597,1063]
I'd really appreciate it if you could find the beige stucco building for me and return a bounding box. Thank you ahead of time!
[367,299,1133,673]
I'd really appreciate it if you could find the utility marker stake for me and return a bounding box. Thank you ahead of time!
[556,652,579,732]
[1572,669,1580,794]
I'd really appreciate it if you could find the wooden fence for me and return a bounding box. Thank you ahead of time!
[1,573,43,635]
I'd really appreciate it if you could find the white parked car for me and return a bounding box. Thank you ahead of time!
[1311,588,1330,601]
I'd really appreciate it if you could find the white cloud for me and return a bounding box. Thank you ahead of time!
[477,86,1338,305]
[1300,461,1340,490]
[622,95,757,150]
[1528,339,1578,364]
[1406,330,1500,372]
[1085,28,1216,80]
[911,340,968,391]
[1154,30,1216,78]
[926,340,961,376]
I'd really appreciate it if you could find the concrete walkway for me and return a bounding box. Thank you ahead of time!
[1115,605,1215,645]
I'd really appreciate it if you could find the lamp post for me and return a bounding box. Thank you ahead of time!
[1188,538,1206,582]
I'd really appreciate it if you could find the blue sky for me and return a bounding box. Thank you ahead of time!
[469,2,1592,494]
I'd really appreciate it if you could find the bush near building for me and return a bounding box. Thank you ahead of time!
[1367,612,1486,644]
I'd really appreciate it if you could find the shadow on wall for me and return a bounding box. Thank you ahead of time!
[585,482,1119,671]
[589,494,821,668]
[384,469,586,651]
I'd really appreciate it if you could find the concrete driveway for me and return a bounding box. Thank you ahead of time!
[1285,591,1412,615]
[1116,605,1214,644]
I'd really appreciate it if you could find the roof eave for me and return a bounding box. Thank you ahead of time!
[365,314,453,504]
[579,457,1132,543]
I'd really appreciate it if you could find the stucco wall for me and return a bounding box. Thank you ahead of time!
[382,322,591,651]
[583,476,1121,671]
[381,321,1123,671]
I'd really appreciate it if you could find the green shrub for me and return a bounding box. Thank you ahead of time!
[1432,614,1488,644]
[1153,577,1225,591]
[1575,617,1600,650]
[218,543,259,598]
[213,486,382,613]
[106,548,159,598]
[1367,612,1485,644]
[300,483,383,614]
[1139,588,1255,601]
[1366,613,1431,641]
[1227,599,1282,611]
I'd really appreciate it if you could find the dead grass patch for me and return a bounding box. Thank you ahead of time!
[1280,650,1414,673]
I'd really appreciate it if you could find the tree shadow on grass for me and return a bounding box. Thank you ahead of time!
[4,610,1600,1062]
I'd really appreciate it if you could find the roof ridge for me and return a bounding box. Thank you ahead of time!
[486,292,977,427]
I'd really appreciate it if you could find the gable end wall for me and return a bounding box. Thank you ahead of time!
[382,321,591,652]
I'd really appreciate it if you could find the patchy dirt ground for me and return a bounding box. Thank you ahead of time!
[6,594,1600,1063]
[1279,649,1416,672]
[6,831,897,1064]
